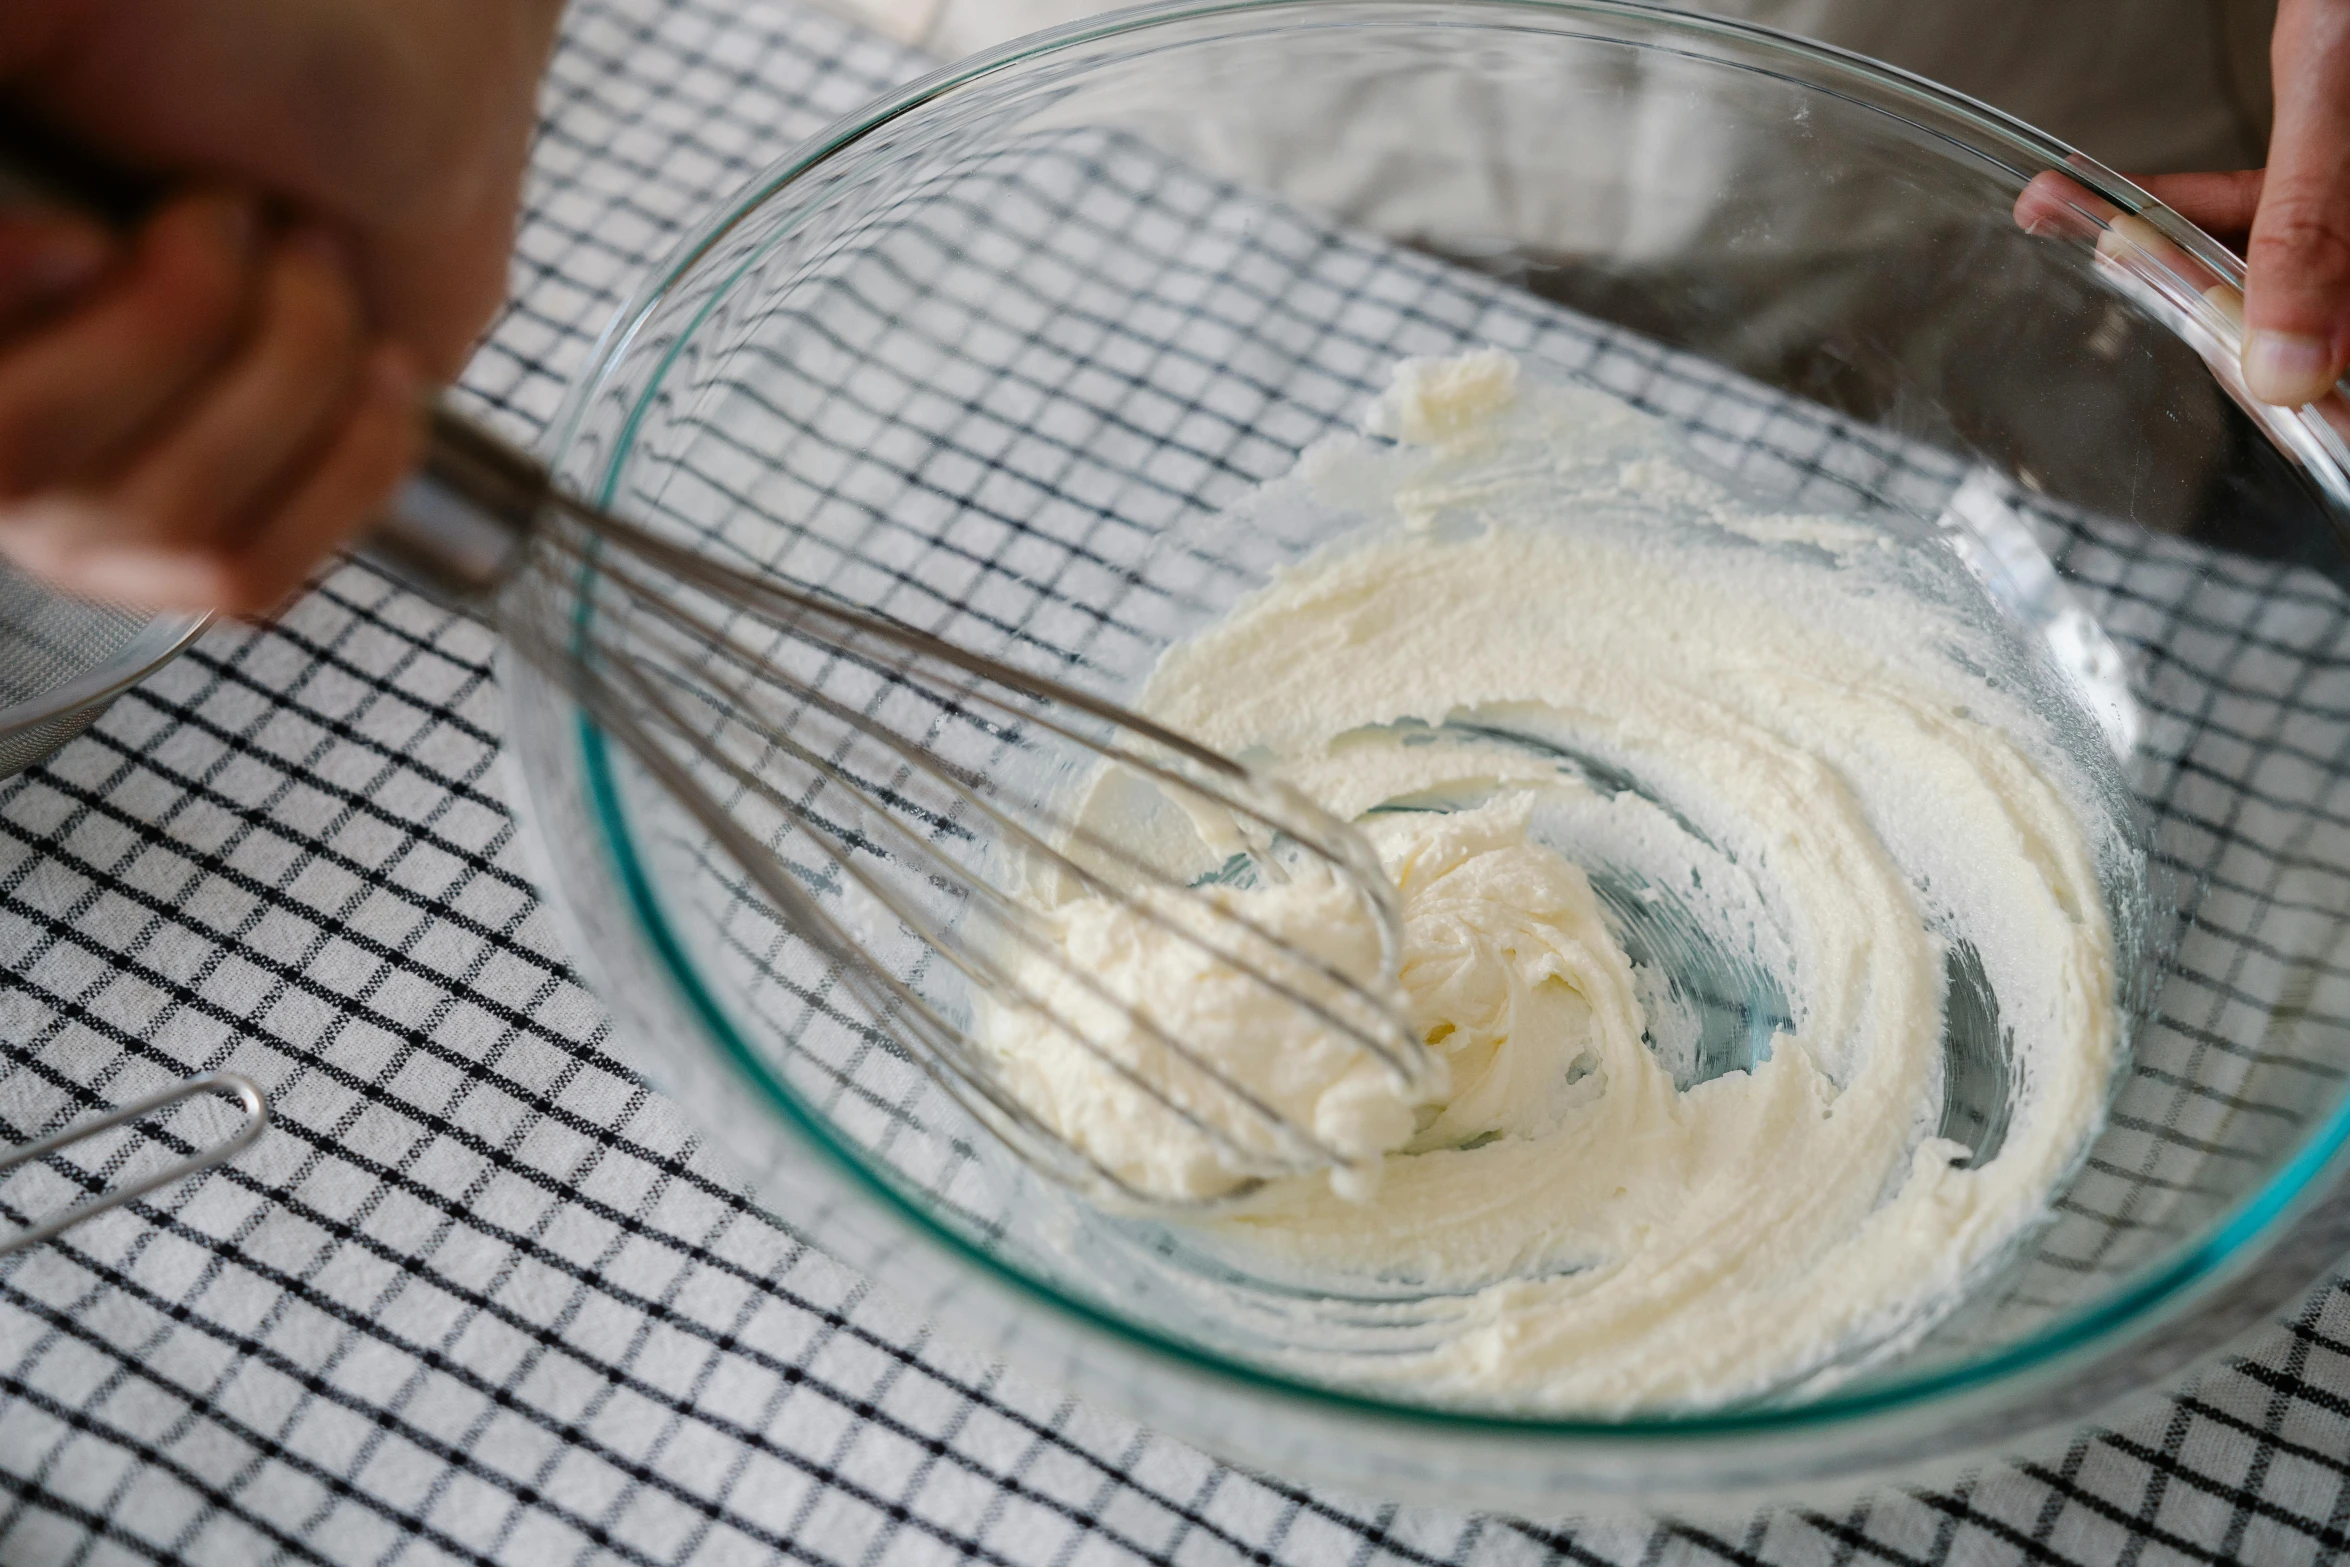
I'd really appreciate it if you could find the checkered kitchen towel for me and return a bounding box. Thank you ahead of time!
[4,1,2350,1563]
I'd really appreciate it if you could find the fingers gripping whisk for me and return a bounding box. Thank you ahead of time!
[458,477,1436,1208]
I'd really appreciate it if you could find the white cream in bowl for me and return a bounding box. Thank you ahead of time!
[980,350,2132,1412]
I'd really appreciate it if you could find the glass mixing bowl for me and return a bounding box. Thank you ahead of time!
[503,0,2350,1513]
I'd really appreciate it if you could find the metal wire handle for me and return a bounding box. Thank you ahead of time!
[0,1073,271,1257]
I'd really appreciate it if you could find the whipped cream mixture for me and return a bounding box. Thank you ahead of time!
[984,866,1422,1202]
[980,350,2130,1412]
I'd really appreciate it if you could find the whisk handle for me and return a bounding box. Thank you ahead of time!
[372,407,544,604]
[0,100,546,609]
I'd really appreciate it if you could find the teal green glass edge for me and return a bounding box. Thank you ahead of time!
[545,0,2350,1436]
[575,709,2350,1438]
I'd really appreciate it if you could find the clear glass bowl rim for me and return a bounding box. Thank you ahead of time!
[541,0,2350,1439]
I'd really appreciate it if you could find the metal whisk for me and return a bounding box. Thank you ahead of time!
[0,105,1433,1211]
[377,411,1433,1204]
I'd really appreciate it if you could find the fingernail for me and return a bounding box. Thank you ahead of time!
[0,497,108,571]
[64,544,224,613]
[0,501,201,610]
[2243,329,2340,406]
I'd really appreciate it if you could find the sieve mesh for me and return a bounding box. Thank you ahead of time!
[0,561,145,710]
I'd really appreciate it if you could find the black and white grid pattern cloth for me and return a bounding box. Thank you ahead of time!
[5,2,2350,1563]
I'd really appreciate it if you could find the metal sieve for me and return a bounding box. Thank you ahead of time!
[0,562,205,779]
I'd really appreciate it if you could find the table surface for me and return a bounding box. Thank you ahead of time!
[4,2,2350,1563]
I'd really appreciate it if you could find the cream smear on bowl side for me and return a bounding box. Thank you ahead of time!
[979,349,2132,1414]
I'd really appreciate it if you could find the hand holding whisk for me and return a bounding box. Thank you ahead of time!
[0,111,1441,1210]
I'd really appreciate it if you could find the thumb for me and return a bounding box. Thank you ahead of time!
[2242,0,2350,405]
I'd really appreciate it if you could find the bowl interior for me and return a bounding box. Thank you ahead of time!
[541,0,2350,1424]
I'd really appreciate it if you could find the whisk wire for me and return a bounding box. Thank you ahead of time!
[551,511,1427,988]
[504,612,1183,1199]
[594,614,1363,1179]
[506,489,1434,1203]
[560,501,1318,821]
[514,580,1357,1189]
[587,541,1429,1090]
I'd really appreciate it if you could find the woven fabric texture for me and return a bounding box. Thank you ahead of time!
[2,2,2349,1565]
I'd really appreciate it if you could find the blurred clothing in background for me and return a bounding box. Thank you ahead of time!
[814,0,2288,533]
[839,0,2279,178]
[1713,1,2275,174]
